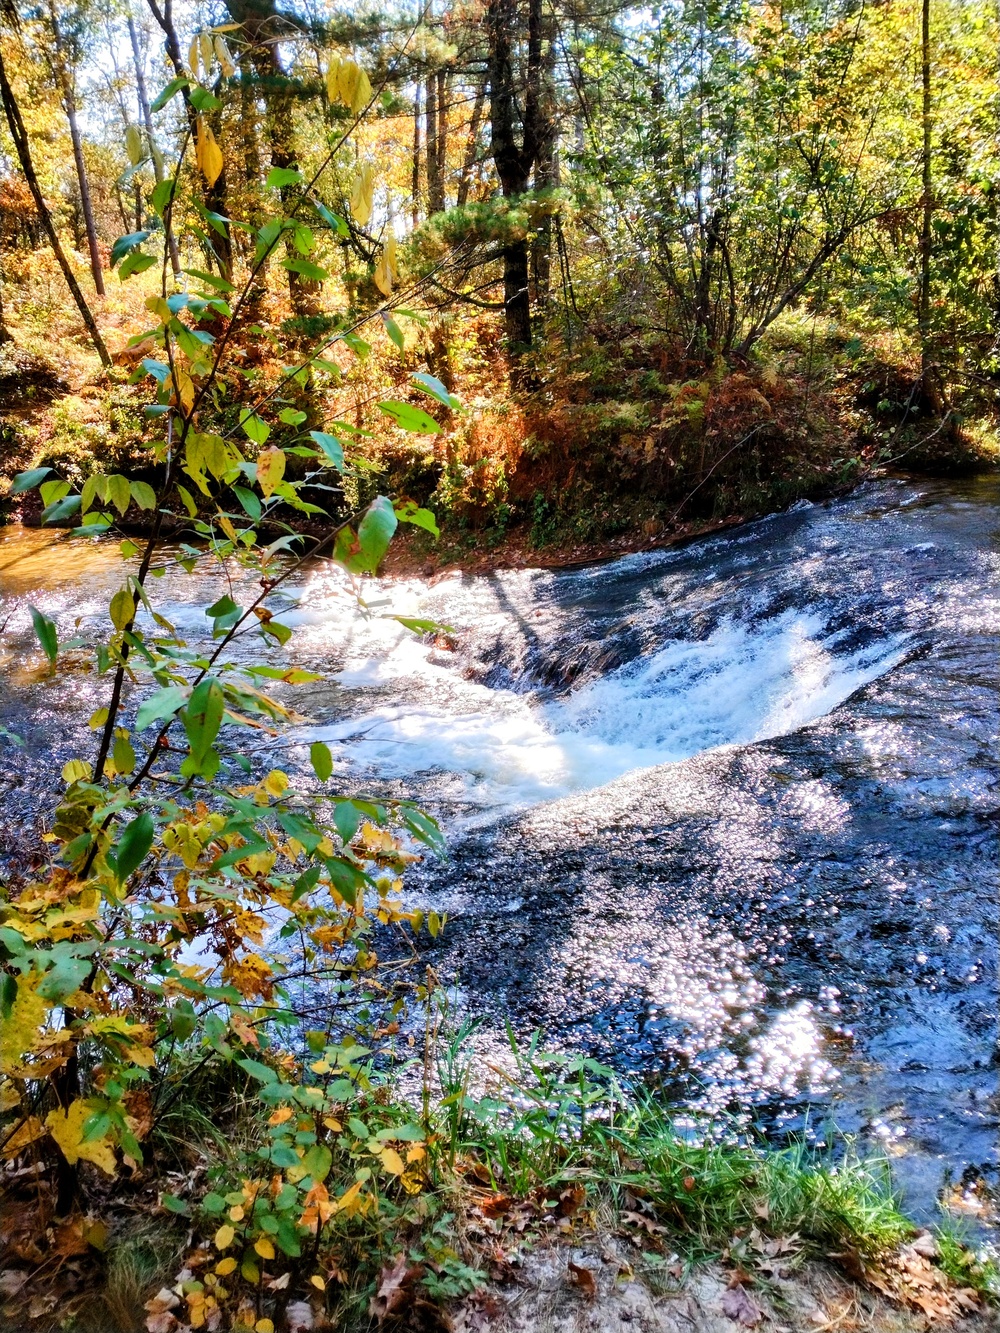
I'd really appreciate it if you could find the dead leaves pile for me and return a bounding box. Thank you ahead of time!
[836,1231,984,1323]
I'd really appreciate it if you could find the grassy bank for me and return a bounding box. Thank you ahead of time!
[4,1026,995,1333]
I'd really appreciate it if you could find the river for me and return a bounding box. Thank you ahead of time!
[1,474,997,1227]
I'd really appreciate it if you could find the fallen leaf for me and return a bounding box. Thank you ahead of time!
[568,1262,597,1298]
[722,1284,763,1326]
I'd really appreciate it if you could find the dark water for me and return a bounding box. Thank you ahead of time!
[1,476,998,1225]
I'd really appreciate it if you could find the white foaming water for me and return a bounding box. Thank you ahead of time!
[300,600,908,816]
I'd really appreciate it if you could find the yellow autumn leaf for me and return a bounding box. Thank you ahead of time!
[333,1178,365,1215]
[351,162,373,227]
[254,1237,275,1260]
[125,124,143,167]
[337,58,359,109]
[269,1107,294,1126]
[217,512,238,543]
[263,767,289,796]
[386,228,398,282]
[0,1115,46,1159]
[373,254,392,297]
[61,758,92,784]
[323,1116,342,1132]
[256,1320,275,1333]
[0,979,50,1075]
[256,446,285,499]
[199,31,214,74]
[380,1146,405,1175]
[45,1100,116,1175]
[351,64,372,114]
[215,1257,237,1276]
[188,35,200,76]
[310,1275,326,1291]
[197,122,224,188]
[325,55,341,104]
[171,369,195,414]
[214,1224,235,1249]
[214,36,236,78]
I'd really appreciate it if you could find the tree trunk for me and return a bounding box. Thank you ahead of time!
[146,0,233,280]
[0,45,110,366]
[46,2,104,295]
[918,0,938,409]
[223,0,316,315]
[457,82,484,208]
[435,68,449,209]
[486,0,545,360]
[127,13,180,274]
[425,73,442,213]
[411,82,421,226]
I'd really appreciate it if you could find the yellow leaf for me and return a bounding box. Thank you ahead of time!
[125,124,143,167]
[386,228,398,282]
[380,1146,405,1175]
[263,768,289,797]
[254,1237,275,1260]
[172,370,195,414]
[351,64,372,115]
[45,1100,116,1175]
[323,1117,342,1132]
[269,1108,294,1125]
[0,978,50,1076]
[217,512,238,543]
[188,35,200,77]
[197,121,224,188]
[310,1275,326,1291]
[256,1320,275,1333]
[199,32,214,74]
[215,36,236,78]
[0,1115,46,1159]
[61,758,92,784]
[373,255,392,297]
[215,1257,237,1276]
[109,587,135,630]
[214,1224,235,1249]
[256,446,285,499]
[337,58,359,109]
[229,1204,245,1221]
[351,163,373,227]
[333,1178,365,1215]
[325,55,341,104]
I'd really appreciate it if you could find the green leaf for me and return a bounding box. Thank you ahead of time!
[299,1143,332,1182]
[266,167,303,190]
[232,485,261,520]
[310,741,333,783]
[161,1193,192,1216]
[394,499,439,537]
[130,481,157,511]
[378,400,442,434]
[108,475,132,516]
[189,85,221,112]
[355,495,397,572]
[113,810,154,884]
[411,372,458,408]
[39,478,70,507]
[382,313,405,352]
[281,258,329,281]
[278,408,307,425]
[182,678,224,768]
[150,178,176,217]
[41,494,81,525]
[37,953,92,1002]
[184,267,234,294]
[10,466,51,493]
[392,616,449,635]
[239,412,270,446]
[237,1056,277,1084]
[119,251,157,281]
[29,605,58,665]
[136,685,187,731]
[333,802,361,845]
[110,588,135,631]
[308,431,344,471]
[150,76,188,112]
[110,231,151,266]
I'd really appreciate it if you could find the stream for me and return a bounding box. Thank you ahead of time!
[1,475,997,1226]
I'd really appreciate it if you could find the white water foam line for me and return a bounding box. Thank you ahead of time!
[302,608,910,814]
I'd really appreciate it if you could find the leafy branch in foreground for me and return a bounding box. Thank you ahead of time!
[0,19,448,1282]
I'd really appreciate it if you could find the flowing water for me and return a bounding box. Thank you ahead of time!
[1,475,997,1224]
